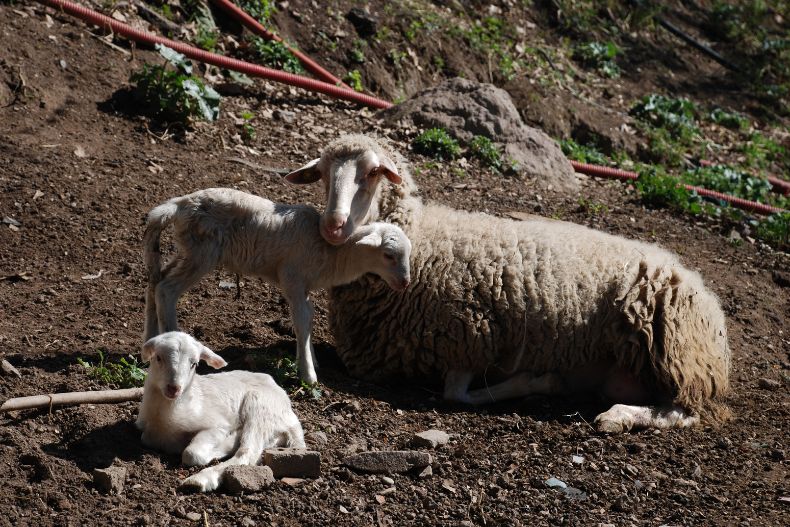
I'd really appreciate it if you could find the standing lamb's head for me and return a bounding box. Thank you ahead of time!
[284,135,402,245]
[141,332,227,400]
[350,222,412,291]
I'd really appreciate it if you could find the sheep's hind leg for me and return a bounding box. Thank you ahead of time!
[594,404,699,433]
[180,391,284,492]
[156,255,218,334]
[463,371,564,405]
[181,428,237,467]
[282,284,318,384]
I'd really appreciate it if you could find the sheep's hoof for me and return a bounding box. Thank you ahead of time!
[182,449,212,467]
[179,472,220,493]
[595,419,626,434]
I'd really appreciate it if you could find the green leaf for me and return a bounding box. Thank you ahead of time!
[156,44,192,74]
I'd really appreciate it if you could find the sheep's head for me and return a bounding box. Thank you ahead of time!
[352,222,412,291]
[284,135,402,245]
[141,332,227,400]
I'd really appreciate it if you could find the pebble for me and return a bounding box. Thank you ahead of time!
[572,455,584,464]
[264,448,321,478]
[343,450,431,474]
[411,429,450,449]
[0,359,21,378]
[240,517,256,527]
[306,431,328,446]
[186,512,202,522]
[381,476,395,485]
[418,465,433,478]
[758,377,781,390]
[93,465,126,495]
[222,465,275,494]
[624,464,639,477]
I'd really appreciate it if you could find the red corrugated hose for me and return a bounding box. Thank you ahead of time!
[570,161,786,215]
[34,0,392,109]
[209,0,352,90]
[28,0,787,216]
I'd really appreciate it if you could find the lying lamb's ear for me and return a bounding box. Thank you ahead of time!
[355,230,383,248]
[199,344,227,369]
[378,154,402,184]
[141,340,157,362]
[284,158,322,184]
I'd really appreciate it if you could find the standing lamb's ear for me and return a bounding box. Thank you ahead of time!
[378,154,402,184]
[284,158,322,184]
[141,340,157,362]
[199,344,228,369]
[355,230,383,248]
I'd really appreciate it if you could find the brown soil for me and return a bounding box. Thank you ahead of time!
[0,3,788,526]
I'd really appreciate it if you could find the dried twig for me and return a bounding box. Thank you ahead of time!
[1,388,144,413]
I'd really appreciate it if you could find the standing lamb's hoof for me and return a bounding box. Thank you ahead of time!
[300,368,318,385]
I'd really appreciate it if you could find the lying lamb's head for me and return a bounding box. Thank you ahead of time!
[141,332,227,400]
[284,135,402,245]
[351,222,412,291]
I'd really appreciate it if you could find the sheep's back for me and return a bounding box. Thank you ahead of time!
[330,203,686,380]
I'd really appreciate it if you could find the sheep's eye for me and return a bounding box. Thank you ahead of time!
[367,168,381,178]
[191,362,198,369]
[155,356,161,363]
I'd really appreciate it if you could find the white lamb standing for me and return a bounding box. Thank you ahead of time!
[142,187,412,384]
[136,331,304,492]
[284,134,731,433]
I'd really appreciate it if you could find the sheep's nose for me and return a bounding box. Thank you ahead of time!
[401,278,411,290]
[322,214,348,244]
[165,384,181,399]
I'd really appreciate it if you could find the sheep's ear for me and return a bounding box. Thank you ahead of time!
[199,345,227,369]
[141,340,157,362]
[355,230,383,248]
[284,158,322,184]
[379,155,402,184]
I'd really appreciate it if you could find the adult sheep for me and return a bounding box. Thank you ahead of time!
[284,135,731,432]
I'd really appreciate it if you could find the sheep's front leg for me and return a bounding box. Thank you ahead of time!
[594,404,699,433]
[182,428,237,467]
[283,286,318,384]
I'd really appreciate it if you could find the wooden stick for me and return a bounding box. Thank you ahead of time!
[1,387,144,413]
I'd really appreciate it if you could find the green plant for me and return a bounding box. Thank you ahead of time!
[469,136,502,171]
[250,352,322,399]
[560,138,608,165]
[238,0,276,24]
[344,69,364,92]
[248,37,304,74]
[635,167,701,213]
[240,110,255,141]
[573,41,620,78]
[195,26,219,51]
[630,94,699,141]
[740,132,788,171]
[683,165,775,204]
[77,351,147,389]
[708,107,749,130]
[755,212,789,249]
[577,197,609,215]
[130,44,221,123]
[412,128,461,160]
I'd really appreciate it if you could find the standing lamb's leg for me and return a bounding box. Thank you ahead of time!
[180,391,293,492]
[143,284,159,342]
[594,404,699,433]
[463,372,564,405]
[182,427,237,467]
[156,256,218,334]
[282,283,318,384]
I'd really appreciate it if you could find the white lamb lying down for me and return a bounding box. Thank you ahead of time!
[142,187,412,384]
[136,331,305,492]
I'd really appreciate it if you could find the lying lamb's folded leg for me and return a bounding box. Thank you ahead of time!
[594,404,699,433]
[463,371,564,405]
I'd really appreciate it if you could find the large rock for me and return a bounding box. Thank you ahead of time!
[381,78,579,193]
[343,450,431,474]
[411,429,450,449]
[221,465,275,494]
[263,448,321,479]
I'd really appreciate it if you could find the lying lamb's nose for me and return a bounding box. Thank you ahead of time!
[165,384,181,398]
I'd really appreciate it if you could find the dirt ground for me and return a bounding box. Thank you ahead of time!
[0,3,788,526]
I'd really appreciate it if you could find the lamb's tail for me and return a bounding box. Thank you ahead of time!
[178,391,304,493]
[144,200,179,287]
[618,261,732,424]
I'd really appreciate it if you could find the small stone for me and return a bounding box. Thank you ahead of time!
[272,109,296,123]
[241,517,256,527]
[263,448,321,478]
[758,378,781,390]
[281,477,305,486]
[306,431,328,446]
[1,359,21,378]
[374,494,386,505]
[545,477,567,489]
[343,450,431,474]
[624,464,639,477]
[411,429,450,449]
[346,7,377,37]
[572,455,584,464]
[93,465,127,495]
[185,512,202,522]
[418,465,432,478]
[381,476,394,485]
[222,465,274,494]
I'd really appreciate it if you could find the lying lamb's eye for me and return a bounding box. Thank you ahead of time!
[191,362,198,369]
